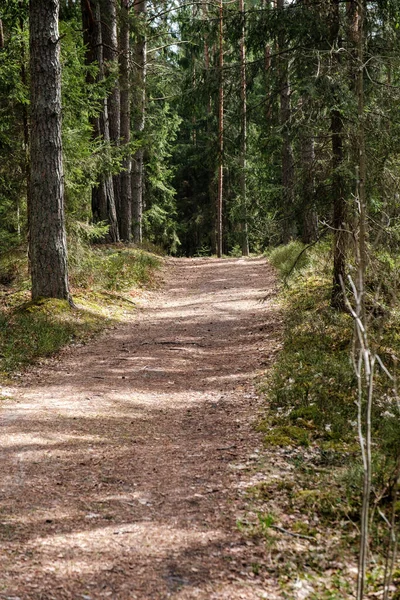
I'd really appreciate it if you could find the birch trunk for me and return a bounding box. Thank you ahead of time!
[355,3,369,593]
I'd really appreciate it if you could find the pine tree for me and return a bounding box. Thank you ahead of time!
[81,0,119,242]
[29,0,71,302]
[119,0,131,241]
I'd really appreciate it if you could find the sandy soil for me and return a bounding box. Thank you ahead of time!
[0,257,283,600]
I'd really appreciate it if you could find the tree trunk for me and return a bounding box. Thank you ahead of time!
[330,0,347,310]
[239,0,249,256]
[81,0,119,242]
[19,5,30,239]
[262,0,272,124]
[300,98,317,244]
[277,0,295,243]
[299,0,317,244]
[119,0,131,241]
[355,0,366,316]
[203,4,216,254]
[99,0,121,226]
[355,4,369,593]
[331,107,347,310]
[99,0,120,144]
[217,0,224,258]
[131,0,147,244]
[29,0,71,302]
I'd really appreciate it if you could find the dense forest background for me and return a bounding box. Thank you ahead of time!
[1,1,399,280]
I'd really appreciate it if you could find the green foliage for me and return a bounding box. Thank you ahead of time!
[0,247,27,287]
[268,241,309,278]
[69,239,160,292]
[0,10,29,253]
[143,100,182,253]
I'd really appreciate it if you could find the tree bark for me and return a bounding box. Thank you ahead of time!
[217,0,224,258]
[99,0,121,225]
[19,4,30,239]
[131,0,147,244]
[262,0,272,124]
[299,0,317,244]
[355,0,366,317]
[355,4,368,593]
[29,0,71,302]
[203,3,216,254]
[330,0,347,310]
[99,0,120,144]
[300,98,317,244]
[239,0,249,256]
[81,0,119,242]
[119,0,131,241]
[277,0,295,243]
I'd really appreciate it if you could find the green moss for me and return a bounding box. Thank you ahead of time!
[263,425,310,448]
[295,488,348,521]
[292,521,317,537]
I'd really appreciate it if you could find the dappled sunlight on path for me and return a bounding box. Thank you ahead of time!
[0,257,282,599]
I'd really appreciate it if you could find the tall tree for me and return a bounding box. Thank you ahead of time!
[29,0,71,302]
[99,0,121,223]
[81,0,119,242]
[132,0,147,244]
[239,0,249,256]
[277,0,295,243]
[330,0,347,310]
[119,0,131,241]
[217,0,224,257]
[99,0,120,145]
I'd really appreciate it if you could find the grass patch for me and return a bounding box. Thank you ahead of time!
[263,245,356,444]
[0,244,161,377]
[267,240,309,278]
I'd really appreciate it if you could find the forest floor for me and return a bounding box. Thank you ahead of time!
[0,257,285,600]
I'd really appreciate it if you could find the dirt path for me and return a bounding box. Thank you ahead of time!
[0,257,282,600]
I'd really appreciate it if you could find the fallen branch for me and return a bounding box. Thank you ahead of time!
[271,525,315,541]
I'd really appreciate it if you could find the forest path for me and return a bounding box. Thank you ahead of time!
[0,257,282,600]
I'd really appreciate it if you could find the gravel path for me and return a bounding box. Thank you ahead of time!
[0,257,282,600]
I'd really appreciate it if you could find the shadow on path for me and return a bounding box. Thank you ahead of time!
[0,257,282,600]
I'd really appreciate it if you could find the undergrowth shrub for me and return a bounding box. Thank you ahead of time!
[67,222,161,291]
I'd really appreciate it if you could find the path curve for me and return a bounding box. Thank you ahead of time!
[0,257,281,600]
